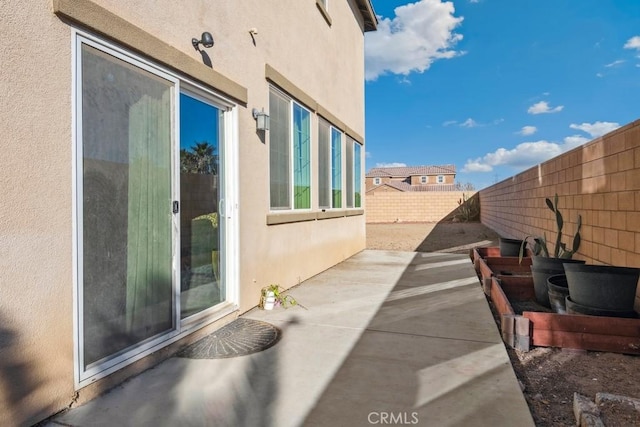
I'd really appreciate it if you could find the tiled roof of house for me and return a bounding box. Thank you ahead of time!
[366,164,456,178]
[367,182,457,193]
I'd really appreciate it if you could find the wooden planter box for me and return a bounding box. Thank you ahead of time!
[471,247,640,355]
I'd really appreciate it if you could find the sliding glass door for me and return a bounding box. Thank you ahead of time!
[179,92,225,319]
[76,35,232,383]
[80,43,175,368]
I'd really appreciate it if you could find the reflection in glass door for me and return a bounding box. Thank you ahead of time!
[179,92,225,318]
[80,43,175,368]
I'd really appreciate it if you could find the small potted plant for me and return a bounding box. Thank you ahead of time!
[259,284,305,310]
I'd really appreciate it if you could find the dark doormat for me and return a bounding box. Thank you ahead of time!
[177,318,282,359]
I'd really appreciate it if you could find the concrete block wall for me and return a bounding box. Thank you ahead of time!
[365,191,474,223]
[479,119,640,268]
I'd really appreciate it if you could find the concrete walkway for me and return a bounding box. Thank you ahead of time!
[50,250,534,427]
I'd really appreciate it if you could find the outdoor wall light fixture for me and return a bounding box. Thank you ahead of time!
[192,32,214,50]
[252,108,270,131]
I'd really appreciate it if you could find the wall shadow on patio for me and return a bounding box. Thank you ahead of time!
[50,316,294,426]
[413,220,501,254]
[301,252,531,426]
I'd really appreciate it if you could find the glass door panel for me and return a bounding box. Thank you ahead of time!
[81,44,174,368]
[179,92,224,318]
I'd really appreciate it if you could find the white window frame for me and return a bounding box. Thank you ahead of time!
[72,30,239,388]
[437,175,445,184]
[374,177,381,185]
[420,176,427,184]
[268,87,312,211]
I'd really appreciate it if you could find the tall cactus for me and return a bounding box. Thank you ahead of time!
[545,193,581,258]
[519,193,582,261]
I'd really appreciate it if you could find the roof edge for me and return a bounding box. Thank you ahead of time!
[356,0,377,32]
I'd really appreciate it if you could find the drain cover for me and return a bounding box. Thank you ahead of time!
[177,318,281,359]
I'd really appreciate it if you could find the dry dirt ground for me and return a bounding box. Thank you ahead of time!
[366,221,640,426]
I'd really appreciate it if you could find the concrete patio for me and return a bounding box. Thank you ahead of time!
[49,249,534,426]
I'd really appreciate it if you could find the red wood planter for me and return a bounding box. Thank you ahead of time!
[471,247,640,355]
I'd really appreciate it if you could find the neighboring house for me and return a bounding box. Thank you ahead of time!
[365,165,457,192]
[365,165,471,223]
[1,1,376,425]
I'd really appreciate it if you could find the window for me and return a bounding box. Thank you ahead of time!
[331,127,342,208]
[269,88,311,210]
[346,139,353,207]
[420,176,427,184]
[437,175,445,183]
[354,141,362,208]
[318,118,342,209]
[346,137,362,208]
[318,119,330,208]
[374,177,381,185]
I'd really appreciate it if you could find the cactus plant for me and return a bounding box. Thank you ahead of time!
[519,193,582,260]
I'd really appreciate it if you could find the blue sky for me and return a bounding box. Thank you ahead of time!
[364,0,640,189]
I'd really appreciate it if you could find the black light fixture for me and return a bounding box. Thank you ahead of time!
[192,32,214,51]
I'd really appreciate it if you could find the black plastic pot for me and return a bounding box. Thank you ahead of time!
[531,267,557,307]
[547,274,569,314]
[564,264,640,312]
[499,237,524,257]
[565,296,638,318]
[530,258,586,307]
[532,256,585,270]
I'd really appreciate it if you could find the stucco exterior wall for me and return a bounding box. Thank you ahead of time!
[1,2,75,425]
[479,119,640,269]
[1,0,370,424]
[365,191,474,223]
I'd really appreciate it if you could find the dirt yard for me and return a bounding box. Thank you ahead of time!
[366,221,640,426]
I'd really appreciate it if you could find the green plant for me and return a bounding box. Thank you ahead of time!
[455,193,479,222]
[260,284,306,309]
[519,193,582,261]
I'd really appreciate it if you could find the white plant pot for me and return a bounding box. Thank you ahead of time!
[262,291,276,310]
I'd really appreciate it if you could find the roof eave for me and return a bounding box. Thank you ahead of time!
[356,0,378,32]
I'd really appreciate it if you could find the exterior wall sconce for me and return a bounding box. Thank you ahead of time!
[252,108,270,131]
[192,32,214,51]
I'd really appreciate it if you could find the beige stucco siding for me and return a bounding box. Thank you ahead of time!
[2,0,368,424]
[1,1,75,425]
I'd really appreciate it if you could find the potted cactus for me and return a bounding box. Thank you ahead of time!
[519,194,584,307]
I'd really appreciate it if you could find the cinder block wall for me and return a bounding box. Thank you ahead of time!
[365,191,474,223]
[479,119,640,267]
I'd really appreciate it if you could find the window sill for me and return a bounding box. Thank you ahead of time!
[316,0,332,27]
[266,211,317,225]
[266,208,363,225]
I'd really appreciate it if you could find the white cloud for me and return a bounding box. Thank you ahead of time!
[569,121,620,138]
[596,72,604,78]
[462,160,492,172]
[462,135,590,173]
[365,0,464,81]
[365,151,372,158]
[624,36,640,50]
[375,162,407,168]
[563,135,589,151]
[527,101,564,115]
[460,118,478,128]
[469,0,480,3]
[518,126,537,136]
[605,59,626,68]
[442,120,458,127]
